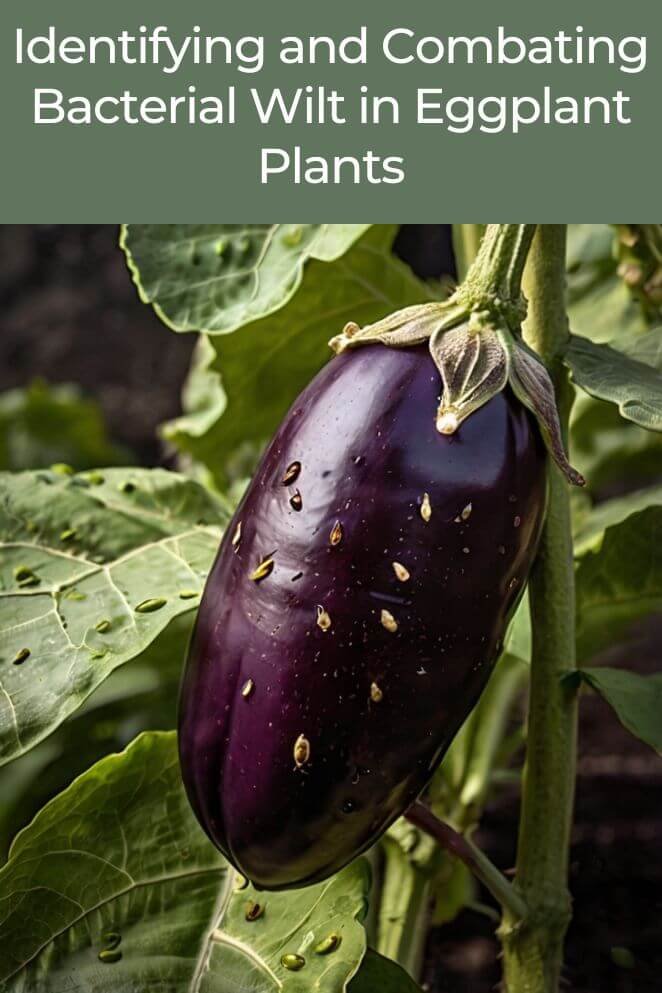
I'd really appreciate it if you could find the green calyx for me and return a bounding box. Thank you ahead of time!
[329,224,584,487]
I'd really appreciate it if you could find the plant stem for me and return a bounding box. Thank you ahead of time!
[377,839,434,981]
[406,802,527,922]
[500,226,578,993]
[461,224,537,308]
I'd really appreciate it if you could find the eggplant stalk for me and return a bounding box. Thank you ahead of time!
[499,225,578,993]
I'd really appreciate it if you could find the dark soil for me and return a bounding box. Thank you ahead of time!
[1,224,660,993]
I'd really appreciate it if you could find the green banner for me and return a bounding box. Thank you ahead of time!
[1,0,659,220]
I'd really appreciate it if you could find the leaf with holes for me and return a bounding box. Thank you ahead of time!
[0,731,371,993]
[0,467,229,766]
[121,223,370,334]
[162,226,436,486]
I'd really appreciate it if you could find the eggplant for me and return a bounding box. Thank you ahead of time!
[178,343,546,890]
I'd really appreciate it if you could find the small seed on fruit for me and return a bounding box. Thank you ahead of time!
[329,521,343,546]
[13,648,30,666]
[513,516,521,528]
[420,493,432,522]
[392,561,410,582]
[370,681,383,702]
[294,733,311,767]
[250,557,274,582]
[290,490,303,511]
[381,609,398,633]
[241,678,255,699]
[232,521,242,549]
[316,605,331,631]
[282,461,301,485]
[461,502,473,521]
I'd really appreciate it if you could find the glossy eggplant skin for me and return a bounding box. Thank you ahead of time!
[178,344,546,890]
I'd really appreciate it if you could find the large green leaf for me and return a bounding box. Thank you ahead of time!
[573,667,662,755]
[0,467,228,765]
[163,226,436,485]
[0,614,188,863]
[349,949,423,993]
[0,732,371,993]
[574,485,662,556]
[121,224,370,334]
[575,504,662,661]
[565,331,662,432]
[566,225,657,493]
[0,381,129,472]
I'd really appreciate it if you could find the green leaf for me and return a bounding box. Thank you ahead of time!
[0,732,371,993]
[575,504,662,661]
[0,467,229,766]
[576,667,662,754]
[121,223,370,334]
[574,485,662,556]
[162,226,435,485]
[570,392,662,493]
[349,949,424,993]
[566,224,647,344]
[0,381,130,472]
[565,332,662,432]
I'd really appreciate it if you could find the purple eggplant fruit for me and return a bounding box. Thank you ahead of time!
[178,343,546,890]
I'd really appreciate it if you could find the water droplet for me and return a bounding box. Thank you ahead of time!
[245,901,264,921]
[314,934,342,955]
[282,461,301,485]
[380,609,398,633]
[420,493,432,523]
[281,225,303,247]
[135,597,167,613]
[281,953,306,971]
[13,565,38,587]
[392,562,410,582]
[98,949,122,964]
[436,409,459,435]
